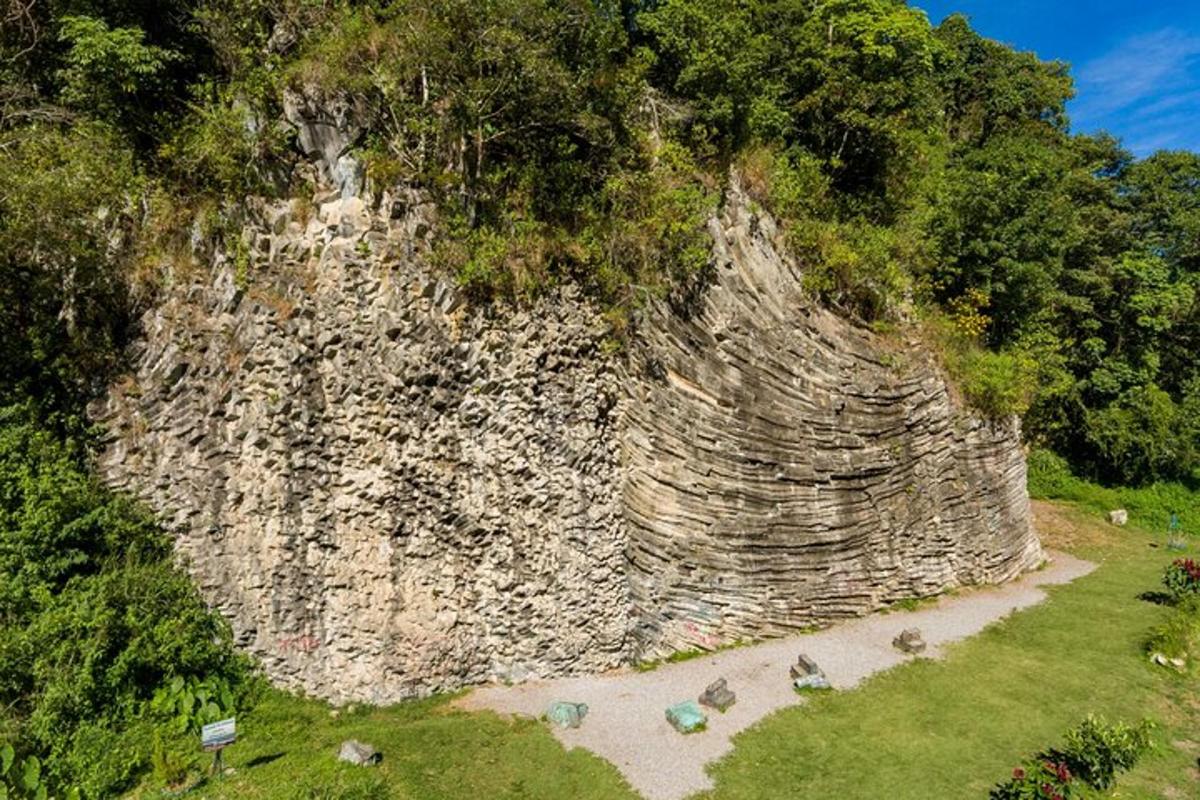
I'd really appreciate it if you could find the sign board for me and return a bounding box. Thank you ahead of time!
[201,717,236,751]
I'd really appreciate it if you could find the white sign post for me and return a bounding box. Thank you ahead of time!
[201,717,237,775]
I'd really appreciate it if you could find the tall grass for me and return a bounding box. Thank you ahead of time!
[1027,449,1200,535]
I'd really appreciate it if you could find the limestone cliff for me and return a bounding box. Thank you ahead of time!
[93,183,1042,703]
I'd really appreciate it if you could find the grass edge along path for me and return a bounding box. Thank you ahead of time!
[131,691,640,800]
[696,501,1199,799]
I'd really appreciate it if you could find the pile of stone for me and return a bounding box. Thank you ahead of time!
[698,678,736,712]
[546,701,589,729]
[893,628,927,655]
[790,654,831,691]
[666,700,708,734]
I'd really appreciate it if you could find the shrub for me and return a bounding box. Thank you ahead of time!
[992,716,1154,798]
[1,744,79,800]
[1164,559,1200,600]
[1054,716,1155,790]
[989,759,1075,800]
[0,404,258,797]
[1146,596,1200,662]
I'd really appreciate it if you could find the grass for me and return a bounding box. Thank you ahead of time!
[1028,448,1200,536]
[129,692,638,800]
[696,503,1199,799]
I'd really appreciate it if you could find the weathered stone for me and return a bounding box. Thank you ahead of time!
[698,679,736,712]
[793,672,832,692]
[1109,509,1129,526]
[338,740,380,766]
[91,180,1042,704]
[666,701,707,734]
[546,701,588,729]
[893,628,927,655]
[790,654,821,680]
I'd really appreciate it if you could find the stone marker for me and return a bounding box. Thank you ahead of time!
[666,700,708,734]
[893,627,927,654]
[790,653,832,691]
[546,700,589,729]
[1109,509,1129,526]
[338,740,381,766]
[698,678,736,712]
[790,654,821,679]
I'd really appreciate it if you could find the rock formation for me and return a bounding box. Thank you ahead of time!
[93,182,1042,703]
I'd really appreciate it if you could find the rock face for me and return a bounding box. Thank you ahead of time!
[93,183,1042,703]
[95,191,628,702]
[623,193,1041,657]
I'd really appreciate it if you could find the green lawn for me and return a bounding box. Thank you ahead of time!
[130,501,1198,800]
[140,692,638,800]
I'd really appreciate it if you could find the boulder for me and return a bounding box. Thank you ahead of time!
[665,700,708,734]
[338,740,381,766]
[698,678,736,712]
[893,628,927,655]
[546,701,588,729]
[1109,509,1129,526]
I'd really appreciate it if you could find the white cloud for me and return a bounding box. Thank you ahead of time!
[1074,28,1200,120]
[1072,28,1200,154]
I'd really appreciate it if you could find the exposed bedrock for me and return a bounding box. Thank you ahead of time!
[93,184,1041,703]
[622,189,1042,658]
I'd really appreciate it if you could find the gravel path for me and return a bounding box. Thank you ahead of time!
[458,551,1096,800]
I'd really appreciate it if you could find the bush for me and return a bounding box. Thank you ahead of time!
[1163,559,1200,600]
[991,716,1154,798]
[1054,716,1155,791]
[0,404,258,797]
[1146,596,1200,663]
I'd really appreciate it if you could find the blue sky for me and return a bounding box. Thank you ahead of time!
[914,0,1200,156]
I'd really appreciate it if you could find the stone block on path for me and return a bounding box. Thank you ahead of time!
[666,700,708,734]
[698,678,736,712]
[893,627,927,654]
[546,701,589,729]
[790,654,821,679]
[1109,509,1129,526]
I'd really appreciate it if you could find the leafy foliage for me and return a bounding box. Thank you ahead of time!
[0,405,257,797]
[1053,716,1155,791]
[1163,559,1200,601]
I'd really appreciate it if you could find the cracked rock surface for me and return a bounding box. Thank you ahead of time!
[92,184,1041,703]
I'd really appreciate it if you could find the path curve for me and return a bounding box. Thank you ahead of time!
[458,551,1095,800]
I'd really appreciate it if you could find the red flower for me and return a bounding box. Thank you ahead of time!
[1012,767,1026,780]
[1055,763,1071,782]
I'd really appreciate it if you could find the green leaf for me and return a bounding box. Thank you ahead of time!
[65,788,81,800]
[1,743,12,775]
[21,756,41,791]
[34,785,47,800]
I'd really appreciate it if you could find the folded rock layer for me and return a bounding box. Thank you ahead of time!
[93,185,1041,703]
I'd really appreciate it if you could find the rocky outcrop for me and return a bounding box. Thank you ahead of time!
[622,191,1041,658]
[95,192,628,702]
[93,183,1041,703]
